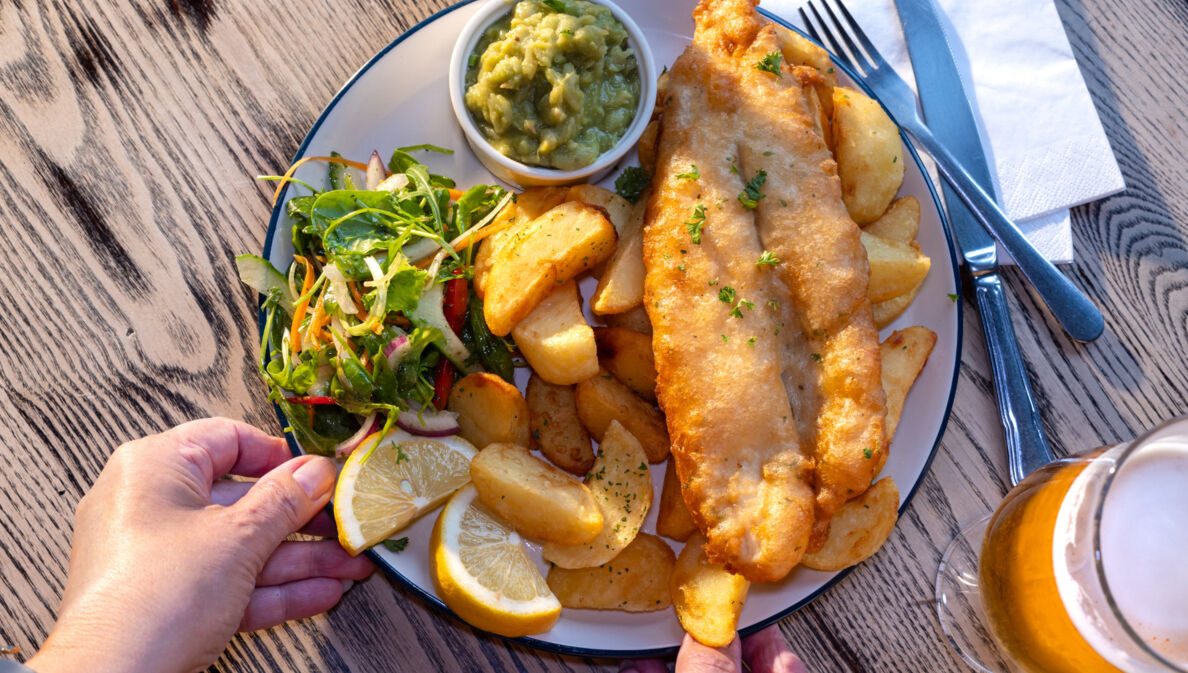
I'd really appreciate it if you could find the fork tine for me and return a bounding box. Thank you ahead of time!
[820,0,872,72]
[797,7,823,46]
[804,3,852,71]
[832,0,885,68]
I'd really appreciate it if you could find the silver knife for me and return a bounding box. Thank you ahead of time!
[894,0,1054,485]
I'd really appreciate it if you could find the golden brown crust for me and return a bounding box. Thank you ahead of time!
[643,0,886,579]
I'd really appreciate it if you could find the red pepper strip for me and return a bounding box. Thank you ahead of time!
[443,276,468,334]
[431,361,456,411]
[432,275,470,409]
[285,396,337,405]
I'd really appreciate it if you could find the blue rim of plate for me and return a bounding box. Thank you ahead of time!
[256,0,963,660]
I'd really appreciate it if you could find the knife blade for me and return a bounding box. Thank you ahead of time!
[894,0,1054,484]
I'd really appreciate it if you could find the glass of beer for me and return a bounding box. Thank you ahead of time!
[935,415,1188,673]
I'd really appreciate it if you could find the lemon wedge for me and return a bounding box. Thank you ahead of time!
[430,484,561,637]
[334,429,477,556]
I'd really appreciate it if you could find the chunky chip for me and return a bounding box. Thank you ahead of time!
[671,533,750,647]
[546,533,675,612]
[526,374,595,476]
[575,371,669,463]
[447,373,531,449]
[542,421,653,569]
[880,326,937,442]
[656,456,697,542]
[470,443,602,545]
[801,477,900,572]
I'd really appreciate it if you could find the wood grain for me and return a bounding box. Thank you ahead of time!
[0,0,1186,670]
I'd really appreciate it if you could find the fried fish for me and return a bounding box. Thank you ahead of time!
[643,0,886,582]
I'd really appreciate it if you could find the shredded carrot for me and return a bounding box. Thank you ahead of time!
[271,155,371,205]
[290,255,315,357]
[307,289,330,348]
[448,188,465,201]
[449,208,520,252]
[348,281,369,322]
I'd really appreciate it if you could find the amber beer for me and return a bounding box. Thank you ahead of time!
[977,419,1188,673]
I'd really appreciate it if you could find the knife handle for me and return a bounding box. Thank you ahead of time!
[910,130,1106,342]
[972,271,1056,485]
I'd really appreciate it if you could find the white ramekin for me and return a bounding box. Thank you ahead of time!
[448,0,657,187]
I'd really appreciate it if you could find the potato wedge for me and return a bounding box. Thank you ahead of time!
[603,304,652,334]
[547,533,675,612]
[513,186,572,220]
[575,371,670,463]
[512,280,599,385]
[447,373,531,449]
[484,201,618,335]
[861,231,931,303]
[526,374,595,476]
[801,477,899,571]
[542,421,653,569]
[671,533,749,647]
[567,185,632,236]
[474,187,572,299]
[656,457,697,542]
[776,25,836,119]
[880,326,937,442]
[832,86,905,224]
[470,443,602,544]
[871,283,922,329]
[863,195,920,243]
[594,326,656,402]
[591,196,647,315]
[638,120,660,173]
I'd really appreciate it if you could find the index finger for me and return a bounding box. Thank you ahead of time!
[169,418,292,485]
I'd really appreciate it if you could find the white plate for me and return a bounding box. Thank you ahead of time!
[261,0,962,658]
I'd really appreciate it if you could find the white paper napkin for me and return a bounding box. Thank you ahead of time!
[761,0,1125,264]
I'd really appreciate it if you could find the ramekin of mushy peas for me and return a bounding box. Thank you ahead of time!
[464,0,641,171]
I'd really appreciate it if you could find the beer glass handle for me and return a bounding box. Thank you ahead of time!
[973,272,1056,485]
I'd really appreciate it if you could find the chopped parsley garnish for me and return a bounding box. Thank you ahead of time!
[756,51,782,77]
[747,337,756,346]
[738,170,767,210]
[381,537,409,553]
[756,250,781,266]
[810,352,822,363]
[468,54,478,68]
[947,293,960,302]
[685,203,706,243]
[560,28,574,36]
[615,166,651,204]
[864,446,874,459]
[768,298,780,310]
[721,334,730,343]
[708,278,719,286]
[676,164,700,180]
[542,0,572,13]
[718,286,736,304]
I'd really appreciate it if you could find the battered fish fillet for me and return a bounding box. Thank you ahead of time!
[643,0,886,582]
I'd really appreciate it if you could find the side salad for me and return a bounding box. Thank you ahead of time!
[237,147,515,457]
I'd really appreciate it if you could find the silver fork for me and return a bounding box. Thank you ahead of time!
[799,0,1105,343]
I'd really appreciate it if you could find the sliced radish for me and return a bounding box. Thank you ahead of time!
[365,150,387,190]
[334,413,382,458]
[396,407,460,437]
[377,174,409,192]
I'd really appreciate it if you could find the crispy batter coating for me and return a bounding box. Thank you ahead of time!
[643,0,886,581]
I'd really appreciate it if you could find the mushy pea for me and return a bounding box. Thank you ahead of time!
[464,0,640,170]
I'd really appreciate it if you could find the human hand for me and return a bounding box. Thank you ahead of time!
[27,418,374,673]
[620,626,807,673]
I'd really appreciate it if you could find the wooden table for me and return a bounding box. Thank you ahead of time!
[1,0,1184,671]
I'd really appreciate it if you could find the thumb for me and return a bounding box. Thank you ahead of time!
[676,633,742,673]
[228,455,336,561]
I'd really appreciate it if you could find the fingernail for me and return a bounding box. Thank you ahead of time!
[290,457,334,499]
[341,580,355,594]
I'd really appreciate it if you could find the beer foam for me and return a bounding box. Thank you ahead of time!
[1053,438,1188,672]
[1099,439,1188,667]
